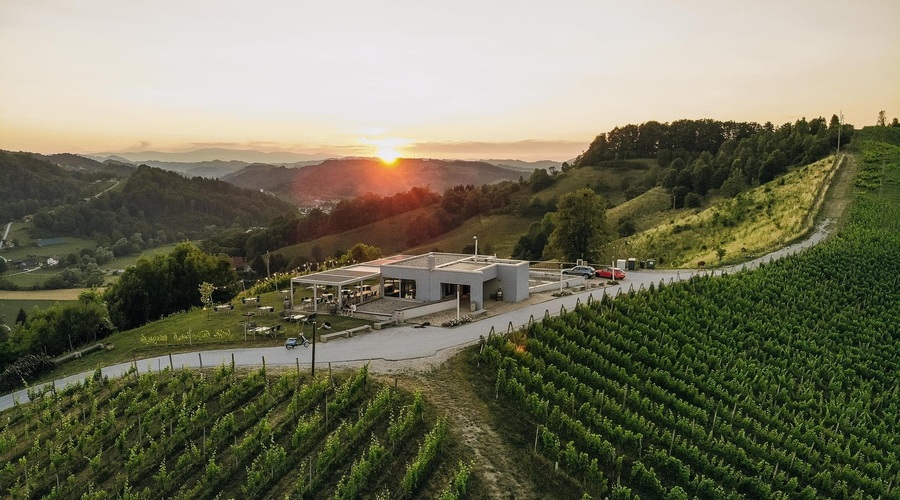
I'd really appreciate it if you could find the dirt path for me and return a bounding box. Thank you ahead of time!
[391,356,543,499]
[817,152,859,227]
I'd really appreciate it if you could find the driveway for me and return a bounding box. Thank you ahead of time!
[0,219,833,411]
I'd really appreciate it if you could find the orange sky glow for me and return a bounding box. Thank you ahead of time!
[1,0,898,161]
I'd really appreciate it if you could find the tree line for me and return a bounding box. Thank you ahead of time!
[576,116,853,208]
[200,182,521,272]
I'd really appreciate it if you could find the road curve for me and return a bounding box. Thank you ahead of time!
[0,219,834,411]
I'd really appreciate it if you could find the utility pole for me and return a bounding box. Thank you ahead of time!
[837,110,844,154]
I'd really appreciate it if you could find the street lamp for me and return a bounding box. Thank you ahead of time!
[473,236,478,257]
[305,313,318,377]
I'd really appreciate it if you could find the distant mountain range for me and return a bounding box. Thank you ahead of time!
[76,149,560,205]
[481,159,563,172]
[89,147,332,165]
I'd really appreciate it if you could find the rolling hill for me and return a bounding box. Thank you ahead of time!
[264,158,524,205]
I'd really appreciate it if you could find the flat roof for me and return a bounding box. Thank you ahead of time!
[290,253,528,287]
[290,255,411,287]
[389,253,471,269]
[383,252,528,272]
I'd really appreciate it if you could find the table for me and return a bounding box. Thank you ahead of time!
[285,314,306,322]
[214,304,233,312]
[257,305,274,313]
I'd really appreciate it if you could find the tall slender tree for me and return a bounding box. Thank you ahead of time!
[547,188,609,262]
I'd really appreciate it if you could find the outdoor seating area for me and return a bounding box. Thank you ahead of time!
[213,303,234,313]
[250,324,282,337]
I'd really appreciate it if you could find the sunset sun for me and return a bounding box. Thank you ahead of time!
[376,146,400,164]
[366,138,407,165]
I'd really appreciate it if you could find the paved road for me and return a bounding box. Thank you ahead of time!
[0,219,834,411]
[0,221,11,250]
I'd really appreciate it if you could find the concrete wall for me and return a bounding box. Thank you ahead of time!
[393,298,458,321]
[495,260,530,302]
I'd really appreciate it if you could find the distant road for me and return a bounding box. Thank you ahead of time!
[0,219,834,411]
[0,221,11,250]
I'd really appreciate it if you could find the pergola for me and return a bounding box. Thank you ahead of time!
[288,256,410,312]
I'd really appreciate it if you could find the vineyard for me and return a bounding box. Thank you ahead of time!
[479,128,900,498]
[0,363,471,499]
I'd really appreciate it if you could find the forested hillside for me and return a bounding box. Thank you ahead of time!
[29,165,297,245]
[576,116,853,208]
[0,151,123,222]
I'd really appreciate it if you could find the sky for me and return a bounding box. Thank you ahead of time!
[1,0,899,162]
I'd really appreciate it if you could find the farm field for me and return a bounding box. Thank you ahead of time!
[476,128,900,498]
[0,364,474,498]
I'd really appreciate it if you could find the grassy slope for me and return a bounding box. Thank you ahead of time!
[32,288,371,383]
[602,155,839,267]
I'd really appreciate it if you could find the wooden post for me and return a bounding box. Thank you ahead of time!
[198,352,203,369]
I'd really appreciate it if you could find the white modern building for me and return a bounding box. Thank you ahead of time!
[289,252,531,316]
[378,253,529,308]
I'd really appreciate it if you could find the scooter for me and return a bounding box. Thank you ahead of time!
[285,335,310,349]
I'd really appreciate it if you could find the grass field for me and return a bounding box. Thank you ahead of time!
[33,288,371,383]
[0,299,61,325]
[531,161,651,207]
[1,242,186,289]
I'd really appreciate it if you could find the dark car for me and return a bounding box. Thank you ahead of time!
[596,267,626,280]
[562,265,596,278]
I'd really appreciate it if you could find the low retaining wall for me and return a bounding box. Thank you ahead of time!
[393,298,458,322]
[530,276,584,294]
[321,325,372,342]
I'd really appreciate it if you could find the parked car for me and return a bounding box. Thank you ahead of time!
[596,267,626,280]
[562,265,596,278]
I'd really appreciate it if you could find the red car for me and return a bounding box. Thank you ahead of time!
[596,267,626,280]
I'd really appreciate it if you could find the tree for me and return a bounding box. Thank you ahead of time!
[199,282,215,321]
[877,110,887,126]
[547,189,608,262]
[528,168,554,192]
[15,308,26,325]
[337,243,382,266]
[104,243,237,330]
[716,247,727,264]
